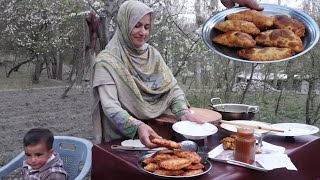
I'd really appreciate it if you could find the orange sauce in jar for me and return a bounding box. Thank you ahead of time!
[234,128,256,164]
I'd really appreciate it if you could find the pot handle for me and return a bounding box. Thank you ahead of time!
[247,106,259,113]
[210,97,223,105]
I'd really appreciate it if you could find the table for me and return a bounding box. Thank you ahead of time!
[92,128,320,180]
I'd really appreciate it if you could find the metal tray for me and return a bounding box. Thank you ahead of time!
[137,153,212,179]
[202,4,320,63]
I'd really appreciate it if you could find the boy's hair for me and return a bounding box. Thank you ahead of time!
[23,128,54,150]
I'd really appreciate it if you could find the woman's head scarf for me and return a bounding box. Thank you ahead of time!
[116,0,153,55]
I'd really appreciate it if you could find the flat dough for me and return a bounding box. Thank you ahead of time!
[255,29,304,52]
[213,31,256,48]
[238,47,295,61]
[121,139,145,147]
[273,15,305,37]
[226,10,274,29]
[214,20,260,35]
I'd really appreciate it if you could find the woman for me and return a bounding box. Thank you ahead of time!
[92,0,203,148]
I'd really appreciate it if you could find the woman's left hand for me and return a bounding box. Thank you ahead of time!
[181,110,205,124]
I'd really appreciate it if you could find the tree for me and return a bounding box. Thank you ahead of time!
[0,0,89,81]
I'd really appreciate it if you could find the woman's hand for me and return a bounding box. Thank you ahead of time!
[221,0,263,10]
[138,123,162,149]
[181,109,205,124]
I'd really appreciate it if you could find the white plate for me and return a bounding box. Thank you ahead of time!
[172,121,218,140]
[220,120,271,134]
[269,123,319,136]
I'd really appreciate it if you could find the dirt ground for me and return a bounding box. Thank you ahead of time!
[0,66,94,178]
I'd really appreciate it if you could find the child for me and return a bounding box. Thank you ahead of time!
[22,128,68,180]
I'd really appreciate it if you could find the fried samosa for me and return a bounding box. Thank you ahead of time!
[152,153,177,163]
[144,163,160,172]
[213,31,256,48]
[226,10,274,29]
[273,15,305,37]
[153,169,184,176]
[238,47,295,61]
[174,150,202,164]
[159,158,192,170]
[255,29,303,52]
[181,169,204,176]
[214,20,260,35]
[184,163,205,170]
[151,138,181,149]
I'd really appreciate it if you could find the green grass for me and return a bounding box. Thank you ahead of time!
[185,89,320,130]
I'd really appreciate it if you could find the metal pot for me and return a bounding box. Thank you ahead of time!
[210,98,259,121]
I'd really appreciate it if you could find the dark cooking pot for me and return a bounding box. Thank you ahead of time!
[210,98,259,121]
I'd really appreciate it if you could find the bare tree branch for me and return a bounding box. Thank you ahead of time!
[239,63,258,104]
[164,6,198,42]
[173,38,201,77]
[6,55,36,77]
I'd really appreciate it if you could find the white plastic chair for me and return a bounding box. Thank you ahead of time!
[0,136,93,180]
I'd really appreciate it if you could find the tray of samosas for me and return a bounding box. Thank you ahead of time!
[137,137,211,178]
[138,149,212,178]
[202,4,319,63]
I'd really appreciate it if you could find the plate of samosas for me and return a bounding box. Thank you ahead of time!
[202,4,319,63]
[138,149,212,178]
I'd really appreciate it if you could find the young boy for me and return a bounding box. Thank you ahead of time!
[22,128,68,180]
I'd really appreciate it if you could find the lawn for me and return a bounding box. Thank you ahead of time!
[185,88,320,129]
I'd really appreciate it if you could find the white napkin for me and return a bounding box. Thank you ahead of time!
[208,141,297,171]
[256,141,297,170]
[256,153,297,170]
[259,141,285,154]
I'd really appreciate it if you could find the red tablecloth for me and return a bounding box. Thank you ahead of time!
[92,128,320,180]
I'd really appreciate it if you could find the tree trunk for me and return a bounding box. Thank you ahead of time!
[99,16,108,49]
[223,60,232,102]
[43,57,52,79]
[54,23,63,80]
[194,0,202,88]
[272,66,279,89]
[305,79,314,125]
[102,0,126,49]
[67,49,77,81]
[274,87,284,116]
[262,65,271,102]
[33,56,43,84]
[240,64,257,103]
[55,51,62,80]
[285,61,295,90]
[76,16,88,85]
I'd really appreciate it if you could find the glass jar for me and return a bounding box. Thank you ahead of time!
[234,128,256,164]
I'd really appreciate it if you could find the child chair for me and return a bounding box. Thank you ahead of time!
[0,136,93,180]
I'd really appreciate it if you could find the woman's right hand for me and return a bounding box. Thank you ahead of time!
[138,123,162,149]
